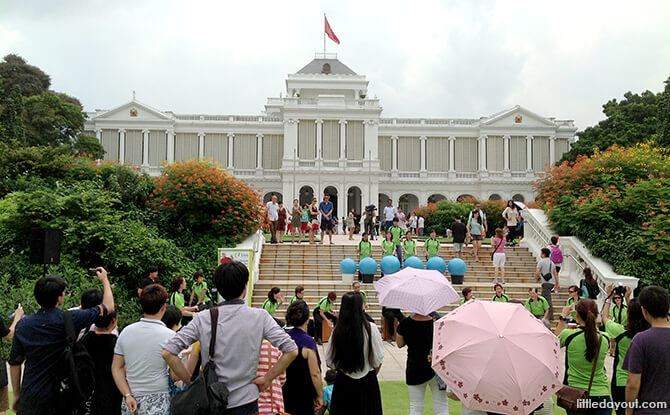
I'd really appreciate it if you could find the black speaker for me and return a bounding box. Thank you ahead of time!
[30,228,61,265]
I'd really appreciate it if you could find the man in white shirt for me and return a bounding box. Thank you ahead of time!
[417,216,425,236]
[266,195,279,244]
[383,199,397,232]
[467,202,488,238]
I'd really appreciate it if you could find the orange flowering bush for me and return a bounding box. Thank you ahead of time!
[148,160,265,245]
[534,143,670,287]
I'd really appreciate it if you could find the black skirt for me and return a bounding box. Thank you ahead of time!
[330,370,383,415]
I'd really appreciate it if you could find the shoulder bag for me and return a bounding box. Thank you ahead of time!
[491,237,504,260]
[171,307,229,415]
[556,334,603,412]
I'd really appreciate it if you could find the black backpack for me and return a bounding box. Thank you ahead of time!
[55,310,96,414]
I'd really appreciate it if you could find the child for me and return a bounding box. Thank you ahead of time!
[322,369,337,414]
[548,236,563,276]
[257,340,286,415]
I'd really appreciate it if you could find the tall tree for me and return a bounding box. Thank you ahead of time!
[0,54,51,97]
[0,83,25,145]
[22,91,85,147]
[658,76,670,148]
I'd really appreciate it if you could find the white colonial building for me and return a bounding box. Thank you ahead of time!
[84,54,577,216]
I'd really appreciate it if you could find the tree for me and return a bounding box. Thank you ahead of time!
[22,91,85,147]
[658,76,670,148]
[72,134,105,159]
[559,89,661,163]
[0,83,25,144]
[0,54,51,97]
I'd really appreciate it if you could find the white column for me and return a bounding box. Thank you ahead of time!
[198,132,205,160]
[283,119,298,161]
[420,136,427,172]
[256,133,263,170]
[503,135,511,171]
[166,130,175,163]
[549,135,556,165]
[142,129,150,166]
[227,133,234,169]
[448,136,456,173]
[118,129,126,164]
[315,119,323,160]
[339,119,347,161]
[95,129,102,144]
[391,135,398,172]
[478,134,487,172]
[526,135,533,171]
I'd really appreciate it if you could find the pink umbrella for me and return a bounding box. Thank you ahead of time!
[373,268,460,315]
[432,300,562,415]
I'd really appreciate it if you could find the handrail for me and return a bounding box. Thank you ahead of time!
[520,209,638,308]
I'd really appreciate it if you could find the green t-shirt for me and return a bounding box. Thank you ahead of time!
[290,295,302,304]
[381,240,395,256]
[610,304,628,326]
[262,299,279,316]
[525,296,549,317]
[459,296,476,305]
[316,296,333,313]
[389,226,404,245]
[301,209,309,222]
[193,281,211,303]
[402,239,417,256]
[358,240,372,259]
[425,238,440,258]
[468,219,482,236]
[491,293,510,302]
[358,290,368,303]
[605,320,631,387]
[558,329,611,396]
[169,291,186,309]
[566,296,583,321]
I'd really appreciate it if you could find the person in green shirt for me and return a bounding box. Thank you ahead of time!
[262,286,285,327]
[290,285,305,304]
[389,217,405,264]
[602,284,649,415]
[566,285,583,326]
[381,231,396,257]
[352,281,375,324]
[189,271,212,307]
[525,288,550,329]
[609,293,628,326]
[402,231,417,258]
[557,298,612,409]
[459,286,476,305]
[312,292,338,345]
[168,275,198,327]
[491,283,510,302]
[424,229,441,259]
[357,232,373,259]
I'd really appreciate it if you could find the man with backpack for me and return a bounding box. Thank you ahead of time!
[534,247,559,322]
[9,269,114,415]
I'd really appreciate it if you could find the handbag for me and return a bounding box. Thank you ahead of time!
[171,307,229,415]
[491,237,504,260]
[556,334,603,412]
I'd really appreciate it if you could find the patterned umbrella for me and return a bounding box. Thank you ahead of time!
[373,268,460,315]
[432,300,563,415]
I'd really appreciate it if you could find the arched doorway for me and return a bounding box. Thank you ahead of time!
[299,185,314,206]
[399,194,419,214]
[378,193,390,210]
[512,193,525,202]
[457,194,475,202]
[347,186,362,215]
[263,192,282,203]
[428,194,446,204]
[489,194,502,201]
[324,186,338,218]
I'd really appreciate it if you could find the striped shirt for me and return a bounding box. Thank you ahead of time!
[256,340,286,415]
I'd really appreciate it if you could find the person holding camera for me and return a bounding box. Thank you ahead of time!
[535,247,559,321]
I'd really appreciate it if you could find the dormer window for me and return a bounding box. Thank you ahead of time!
[321,63,331,74]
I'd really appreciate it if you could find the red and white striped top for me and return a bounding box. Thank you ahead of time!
[257,340,286,415]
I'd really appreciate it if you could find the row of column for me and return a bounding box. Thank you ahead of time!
[387,134,558,173]
[96,129,266,170]
[313,119,348,160]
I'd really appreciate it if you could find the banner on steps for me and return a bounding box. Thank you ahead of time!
[217,248,254,305]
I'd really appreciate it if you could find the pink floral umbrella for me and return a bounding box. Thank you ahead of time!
[432,300,563,415]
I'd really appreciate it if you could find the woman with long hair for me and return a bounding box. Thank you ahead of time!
[326,292,384,415]
[346,209,356,240]
[502,200,520,246]
[566,285,583,328]
[602,285,649,415]
[557,298,612,415]
[290,199,302,244]
[282,301,324,414]
[168,275,198,327]
[262,287,285,327]
[309,197,319,244]
[580,268,600,300]
[467,210,483,262]
[491,228,506,284]
[396,312,449,414]
[277,202,287,243]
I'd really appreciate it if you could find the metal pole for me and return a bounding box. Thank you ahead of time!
[323,14,326,56]
[368,149,372,205]
[318,149,321,198]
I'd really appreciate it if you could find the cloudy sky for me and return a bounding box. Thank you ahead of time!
[1,0,669,130]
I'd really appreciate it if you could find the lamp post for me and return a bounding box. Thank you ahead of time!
[368,149,372,206]
[293,148,297,201]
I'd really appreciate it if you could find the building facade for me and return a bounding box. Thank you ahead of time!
[84,54,577,216]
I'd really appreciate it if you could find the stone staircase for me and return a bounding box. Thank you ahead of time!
[251,243,569,329]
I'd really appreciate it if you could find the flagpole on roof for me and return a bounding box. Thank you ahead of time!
[323,14,326,55]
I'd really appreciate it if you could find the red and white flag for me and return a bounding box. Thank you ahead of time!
[325,16,340,45]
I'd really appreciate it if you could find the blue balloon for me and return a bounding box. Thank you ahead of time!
[448,258,467,276]
[426,256,447,274]
[340,258,357,274]
[380,255,401,274]
[404,256,424,269]
[359,257,378,275]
